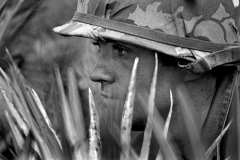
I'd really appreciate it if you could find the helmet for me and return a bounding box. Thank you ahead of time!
[53,0,240,74]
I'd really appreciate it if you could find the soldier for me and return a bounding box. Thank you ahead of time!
[54,0,240,159]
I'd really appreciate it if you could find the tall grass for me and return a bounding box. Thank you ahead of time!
[0,49,233,160]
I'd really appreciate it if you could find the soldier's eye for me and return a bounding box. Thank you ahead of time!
[113,44,129,57]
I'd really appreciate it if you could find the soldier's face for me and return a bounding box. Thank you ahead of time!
[89,39,183,130]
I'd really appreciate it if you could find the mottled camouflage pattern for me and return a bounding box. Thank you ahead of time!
[85,0,240,43]
[53,0,240,69]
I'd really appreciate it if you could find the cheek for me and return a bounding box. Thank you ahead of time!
[131,62,156,128]
[154,69,182,120]
[135,57,155,93]
[155,83,171,119]
[134,65,178,121]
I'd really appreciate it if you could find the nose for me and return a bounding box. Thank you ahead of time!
[89,59,115,84]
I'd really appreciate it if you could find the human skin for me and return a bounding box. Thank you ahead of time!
[88,39,217,159]
[88,39,204,128]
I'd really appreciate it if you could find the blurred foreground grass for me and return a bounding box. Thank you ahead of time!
[7,0,99,134]
[0,0,98,159]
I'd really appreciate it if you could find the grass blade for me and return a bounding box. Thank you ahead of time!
[0,153,7,160]
[120,57,139,160]
[156,89,174,160]
[15,132,33,160]
[163,89,173,139]
[22,85,64,160]
[0,67,11,89]
[30,123,55,160]
[7,73,51,159]
[225,156,231,160]
[22,104,53,160]
[139,53,158,160]
[176,86,205,160]
[5,111,24,153]
[205,121,232,159]
[22,96,56,160]
[7,55,63,159]
[3,50,63,159]
[108,125,138,160]
[31,89,62,148]
[11,90,30,126]
[152,109,178,160]
[89,88,101,160]
[20,87,62,160]
[0,0,43,53]
[67,68,86,142]
[5,49,32,127]
[0,0,7,11]
[68,68,87,159]
[155,152,163,160]
[0,0,24,42]
[1,89,29,136]
[235,85,240,160]
[55,66,78,147]
[0,140,7,154]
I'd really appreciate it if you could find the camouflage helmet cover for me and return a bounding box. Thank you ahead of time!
[53,0,240,73]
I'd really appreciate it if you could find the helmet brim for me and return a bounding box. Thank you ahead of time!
[54,20,191,59]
